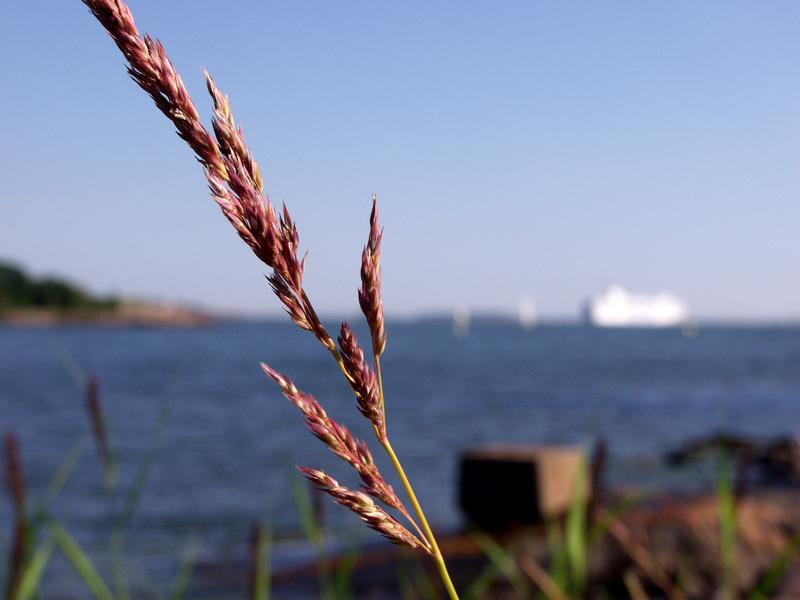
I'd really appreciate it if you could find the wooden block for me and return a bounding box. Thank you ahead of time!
[458,444,586,530]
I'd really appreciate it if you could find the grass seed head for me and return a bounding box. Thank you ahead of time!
[83,0,313,339]
[298,467,426,550]
[82,0,226,179]
[85,375,112,484]
[337,323,384,438]
[358,195,386,356]
[260,364,402,509]
[205,72,263,192]
[3,432,25,513]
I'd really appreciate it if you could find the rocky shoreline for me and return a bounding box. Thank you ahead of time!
[0,300,215,327]
[189,437,800,599]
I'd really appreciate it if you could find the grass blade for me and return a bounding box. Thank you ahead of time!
[290,474,334,600]
[50,342,89,392]
[15,536,56,600]
[517,553,568,600]
[717,454,737,600]
[588,492,645,546]
[168,538,198,600]
[51,524,115,600]
[623,569,649,600]
[414,564,442,600]
[471,531,528,597]
[252,525,271,600]
[333,544,358,600]
[748,529,800,600]
[119,402,171,528]
[111,531,129,600]
[566,457,588,596]
[23,437,90,575]
[463,562,500,600]
[43,437,89,507]
[395,559,417,600]
[111,403,171,600]
[547,520,568,595]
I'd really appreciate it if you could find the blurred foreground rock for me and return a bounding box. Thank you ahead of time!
[666,432,800,484]
[458,444,587,530]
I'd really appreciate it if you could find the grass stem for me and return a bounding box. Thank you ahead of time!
[375,355,386,428]
[381,439,459,600]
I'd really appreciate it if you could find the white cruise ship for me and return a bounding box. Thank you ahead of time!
[584,285,688,328]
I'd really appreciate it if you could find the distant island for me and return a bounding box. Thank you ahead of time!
[0,261,213,326]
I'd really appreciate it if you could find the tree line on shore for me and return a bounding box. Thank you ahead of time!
[0,261,118,312]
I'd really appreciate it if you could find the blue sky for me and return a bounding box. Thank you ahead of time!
[1,2,799,320]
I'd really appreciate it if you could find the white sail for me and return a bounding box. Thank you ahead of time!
[518,297,538,329]
[452,304,471,337]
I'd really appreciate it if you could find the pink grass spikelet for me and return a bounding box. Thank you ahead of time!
[3,433,25,514]
[82,0,226,180]
[260,363,402,509]
[4,432,28,600]
[358,195,386,357]
[337,324,384,438]
[205,72,263,193]
[248,522,267,598]
[7,524,25,600]
[86,375,112,484]
[267,273,312,332]
[298,467,427,551]
[277,205,306,293]
[82,1,312,338]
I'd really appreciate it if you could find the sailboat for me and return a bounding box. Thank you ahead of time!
[517,297,538,329]
[452,304,471,337]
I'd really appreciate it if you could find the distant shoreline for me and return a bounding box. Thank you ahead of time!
[2,310,798,329]
[0,302,215,327]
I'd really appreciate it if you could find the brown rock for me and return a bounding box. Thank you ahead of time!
[458,444,587,530]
